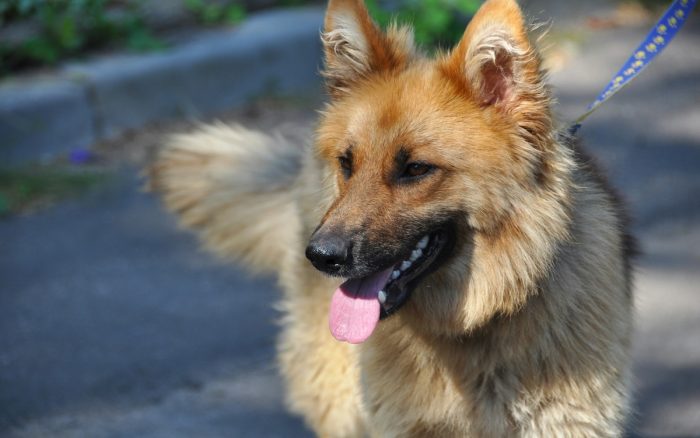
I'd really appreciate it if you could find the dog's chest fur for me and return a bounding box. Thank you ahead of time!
[361,324,518,437]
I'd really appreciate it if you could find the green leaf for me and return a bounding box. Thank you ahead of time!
[424,8,451,31]
[0,193,9,216]
[454,0,482,15]
[21,37,59,64]
[202,4,223,24]
[365,0,391,27]
[57,16,81,50]
[225,4,246,25]
[126,29,165,52]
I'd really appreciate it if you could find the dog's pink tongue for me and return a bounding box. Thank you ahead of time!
[329,268,393,344]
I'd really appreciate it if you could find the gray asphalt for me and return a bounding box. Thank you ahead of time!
[2,5,699,438]
[0,174,312,436]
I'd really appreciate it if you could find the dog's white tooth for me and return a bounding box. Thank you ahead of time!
[400,260,412,271]
[391,270,401,280]
[378,290,387,304]
[410,249,422,262]
[417,236,429,249]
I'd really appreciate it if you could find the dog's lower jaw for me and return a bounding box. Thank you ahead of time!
[379,226,457,320]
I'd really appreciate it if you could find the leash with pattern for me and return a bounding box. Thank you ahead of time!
[569,0,697,135]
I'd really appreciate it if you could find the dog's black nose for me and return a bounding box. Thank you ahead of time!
[305,233,350,275]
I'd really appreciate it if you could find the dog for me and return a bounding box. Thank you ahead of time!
[150,0,635,436]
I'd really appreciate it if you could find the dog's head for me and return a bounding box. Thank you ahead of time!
[308,0,572,343]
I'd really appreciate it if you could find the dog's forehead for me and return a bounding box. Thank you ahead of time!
[343,100,413,155]
[344,67,472,150]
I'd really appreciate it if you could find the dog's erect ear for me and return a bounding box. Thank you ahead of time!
[322,0,415,97]
[445,0,552,149]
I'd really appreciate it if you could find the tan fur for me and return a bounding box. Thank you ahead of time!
[149,0,634,436]
[148,124,305,274]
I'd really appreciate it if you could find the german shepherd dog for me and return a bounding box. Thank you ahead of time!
[151,0,634,435]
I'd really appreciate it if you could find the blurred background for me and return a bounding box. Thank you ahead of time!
[1,0,698,436]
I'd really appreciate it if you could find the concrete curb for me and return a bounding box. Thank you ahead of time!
[0,7,324,166]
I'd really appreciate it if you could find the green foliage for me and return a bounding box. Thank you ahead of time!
[0,0,484,75]
[184,0,247,26]
[0,0,163,76]
[0,166,107,217]
[0,193,9,216]
[365,0,481,48]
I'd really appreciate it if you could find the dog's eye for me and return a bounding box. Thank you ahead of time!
[338,154,352,178]
[402,162,433,179]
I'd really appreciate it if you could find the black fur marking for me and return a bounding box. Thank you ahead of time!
[391,147,411,182]
[338,146,354,179]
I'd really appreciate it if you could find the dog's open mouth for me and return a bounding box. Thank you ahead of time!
[328,230,450,344]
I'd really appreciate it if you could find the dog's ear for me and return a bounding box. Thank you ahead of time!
[322,0,415,97]
[445,0,552,149]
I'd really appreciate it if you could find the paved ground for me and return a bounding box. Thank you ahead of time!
[0,172,312,437]
[1,3,699,437]
[0,7,324,165]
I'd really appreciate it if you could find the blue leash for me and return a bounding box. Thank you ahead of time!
[569,0,697,135]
